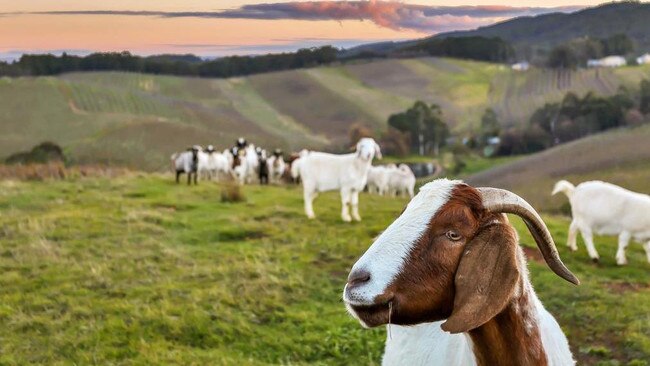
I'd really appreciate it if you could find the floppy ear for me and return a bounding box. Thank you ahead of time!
[441,222,521,333]
[374,142,383,159]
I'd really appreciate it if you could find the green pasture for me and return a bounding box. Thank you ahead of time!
[0,175,648,365]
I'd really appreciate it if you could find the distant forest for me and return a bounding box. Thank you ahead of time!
[0,36,514,79]
[0,47,338,78]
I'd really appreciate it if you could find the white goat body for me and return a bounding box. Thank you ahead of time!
[243,145,260,184]
[198,151,230,181]
[382,296,574,366]
[553,180,650,264]
[366,165,392,195]
[171,147,200,185]
[267,155,286,184]
[172,151,195,173]
[387,164,416,198]
[299,138,380,222]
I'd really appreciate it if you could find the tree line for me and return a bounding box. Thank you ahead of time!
[496,79,650,155]
[546,34,635,69]
[403,36,514,63]
[364,78,650,159]
[0,47,338,78]
[0,36,518,79]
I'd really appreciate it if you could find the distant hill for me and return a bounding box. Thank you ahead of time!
[345,2,650,61]
[438,2,650,59]
[1,58,649,170]
[466,124,650,211]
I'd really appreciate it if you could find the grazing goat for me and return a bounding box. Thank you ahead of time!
[299,138,381,222]
[198,145,229,181]
[267,150,286,184]
[171,146,201,185]
[344,179,579,365]
[289,149,309,184]
[243,145,260,184]
[257,148,269,185]
[230,147,248,185]
[367,165,392,196]
[553,180,650,265]
[387,164,416,198]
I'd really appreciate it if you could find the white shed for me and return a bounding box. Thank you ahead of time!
[588,56,627,68]
[637,53,650,65]
[511,61,530,71]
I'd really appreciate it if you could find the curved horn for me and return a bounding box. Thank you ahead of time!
[477,187,580,285]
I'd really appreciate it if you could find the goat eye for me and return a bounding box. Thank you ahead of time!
[446,230,461,241]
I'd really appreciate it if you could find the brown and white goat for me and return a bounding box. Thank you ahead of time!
[343,179,579,366]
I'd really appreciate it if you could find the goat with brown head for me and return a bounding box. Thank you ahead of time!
[343,179,578,366]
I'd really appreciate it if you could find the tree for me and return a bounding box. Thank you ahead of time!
[602,34,634,56]
[479,108,500,145]
[409,36,514,63]
[348,123,373,147]
[388,101,449,156]
[547,45,579,69]
[640,79,650,115]
[380,128,410,156]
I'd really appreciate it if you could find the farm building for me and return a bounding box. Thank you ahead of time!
[511,61,530,71]
[587,56,627,68]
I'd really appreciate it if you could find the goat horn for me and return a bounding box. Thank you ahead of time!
[477,187,580,285]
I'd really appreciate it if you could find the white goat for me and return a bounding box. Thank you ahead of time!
[171,146,201,185]
[387,164,416,198]
[223,148,234,168]
[344,179,579,365]
[229,148,248,185]
[267,154,286,184]
[289,149,310,183]
[299,138,381,222]
[366,165,392,195]
[198,146,229,181]
[553,180,650,265]
[290,157,303,182]
[243,144,260,184]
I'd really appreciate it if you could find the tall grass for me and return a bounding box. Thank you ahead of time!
[0,162,130,181]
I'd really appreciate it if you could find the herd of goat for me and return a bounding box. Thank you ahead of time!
[171,137,650,365]
[171,137,416,222]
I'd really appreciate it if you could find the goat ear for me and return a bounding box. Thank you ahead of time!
[441,222,520,334]
[374,142,383,159]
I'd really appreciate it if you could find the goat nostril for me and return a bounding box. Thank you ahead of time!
[347,269,371,288]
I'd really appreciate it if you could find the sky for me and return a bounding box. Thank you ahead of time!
[0,0,612,61]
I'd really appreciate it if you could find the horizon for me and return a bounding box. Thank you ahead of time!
[0,0,621,62]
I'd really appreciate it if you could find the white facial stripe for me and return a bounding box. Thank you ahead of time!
[345,178,462,305]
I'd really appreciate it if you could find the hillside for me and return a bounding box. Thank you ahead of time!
[466,124,650,211]
[2,59,650,170]
[438,2,650,58]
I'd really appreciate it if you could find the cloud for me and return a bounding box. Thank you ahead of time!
[18,1,583,34]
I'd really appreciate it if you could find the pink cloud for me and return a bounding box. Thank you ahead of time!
[24,1,583,34]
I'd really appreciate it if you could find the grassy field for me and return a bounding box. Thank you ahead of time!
[0,174,648,365]
[2,59,650,170]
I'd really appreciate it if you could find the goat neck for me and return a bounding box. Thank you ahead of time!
[467,250,547,366]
